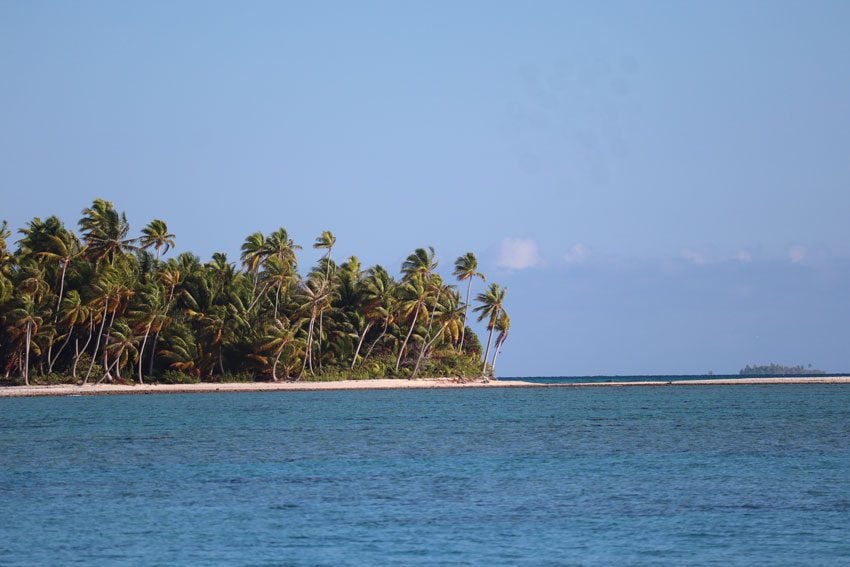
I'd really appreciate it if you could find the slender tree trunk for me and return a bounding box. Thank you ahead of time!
[137,320,154,384]
[101,308,118,376]
[272,348,284,382]
[481,307,501,379]
[97,347,123,385]
[351,322,373,369]
[491,333,508,380]
[84,298,109,384]
[396,304,421,371]
[24,322,32,386]
[299,310,316,380]
[73,313,94,379]
[55,259,68,314]
[364,315,390,363]
[459,278,472,352]
[49,328,74,373]
[412,323,448,378]
[274,281,282,319]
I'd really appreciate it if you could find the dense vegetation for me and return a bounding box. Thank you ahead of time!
[739,364,825,376]
[0,199,510,386]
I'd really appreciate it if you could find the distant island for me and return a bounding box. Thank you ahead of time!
[739,363,826,376]
[0,199,509,386]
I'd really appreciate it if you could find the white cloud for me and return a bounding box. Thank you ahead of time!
[564,243,590,264]
[680,248,708,265]
[789,245,807,263]
[733,250,753,263]
[497,238,542,270]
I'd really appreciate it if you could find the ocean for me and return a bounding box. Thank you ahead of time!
[1,384,849,565]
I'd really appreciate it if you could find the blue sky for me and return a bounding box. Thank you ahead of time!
[2,1,849,376]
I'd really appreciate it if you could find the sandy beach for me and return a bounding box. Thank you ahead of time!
[0,375,848,398]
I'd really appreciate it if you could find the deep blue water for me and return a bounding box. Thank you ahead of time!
[1,385,849,565]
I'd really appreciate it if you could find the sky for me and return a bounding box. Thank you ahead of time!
[2,1,849,376]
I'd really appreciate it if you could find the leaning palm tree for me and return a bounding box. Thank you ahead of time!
[490,311,511,379]
[453,252,485,352]
[7,295,42,385]
[473,283,507,378]
[260,317,298,381]
[139,219,176,262]
[395,275,430,371]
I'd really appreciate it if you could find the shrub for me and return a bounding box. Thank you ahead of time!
[158,370,200,384]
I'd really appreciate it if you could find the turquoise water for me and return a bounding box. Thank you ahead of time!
[2,385,849,565]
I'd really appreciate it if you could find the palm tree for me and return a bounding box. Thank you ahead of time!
[490,311,510,379]
[473,283,507,378]
[453,252,485,352]
[139,219,176,262]
[395,275,430,371]
[401,247,437,281]
[7,295,42,385]
[298,275,331,378]
[260,317,298,381]
[360,266,396,364]
[78,199,135,265]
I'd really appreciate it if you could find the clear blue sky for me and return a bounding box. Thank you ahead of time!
[2,1,849,376]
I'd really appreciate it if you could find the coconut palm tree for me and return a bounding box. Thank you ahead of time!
[298,275,331,378]
[395,275,430,371]
[401,247,438,281]
[453,252,485,352]
[7,295,42,385]
[139,219,176,262]
[490,311,510,379]
[260,317,298,381]
[78,199,135,265]
[473,283,507,378]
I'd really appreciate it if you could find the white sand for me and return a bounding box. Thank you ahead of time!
[0,378,532,397]
[1,376,849,398]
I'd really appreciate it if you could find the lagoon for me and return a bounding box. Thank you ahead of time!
[1,385,849,564]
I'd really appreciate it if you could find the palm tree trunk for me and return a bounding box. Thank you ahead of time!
[49,328,74,373]
[364,315,390,363]
[272,348,284,382]
[84,298,109,384]
[299,310,317,380]
[351,322,372,369]
[459,278,472,351]
[55,259,68,314]
[73,312,94,379]
[24,322,32,386]
[396,304,421,371]
[412,323,448,378]
[481,307,500,378]
[137,320,154,384]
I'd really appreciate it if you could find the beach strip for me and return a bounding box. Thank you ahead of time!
[1,376,849,397]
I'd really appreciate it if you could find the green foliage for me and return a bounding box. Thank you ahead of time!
[158,370,200,384]
[740,363,825,376]
[1,200,510,386]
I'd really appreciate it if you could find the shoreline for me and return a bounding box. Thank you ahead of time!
[1,375,849,398]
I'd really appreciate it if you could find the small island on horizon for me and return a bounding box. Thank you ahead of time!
[0,199,509,388]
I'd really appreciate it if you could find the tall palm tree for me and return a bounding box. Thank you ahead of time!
[401,247,437,281]
[473,283,507,378]
[490,311,510,379]
[298,275,331,378]
[453,252,485,352]
[395,275,430,371]
[7,295,42,385]
[78,199,135,265]
[139,219,176,262]
[360,266,396,364]
[260,317,298,381]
